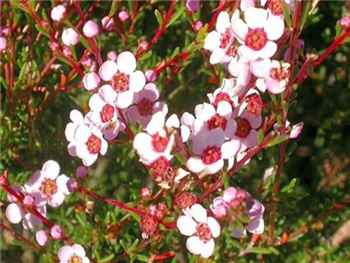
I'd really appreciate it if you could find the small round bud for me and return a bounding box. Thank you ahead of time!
[35,230,48,246]
[50,5,66,22]
[83,72,100,91]
[101,16,115,31]
[62,28,79,46]
[107,51,118,61]
[118,10,129,22]
[0,36,7,52]
[83,20,99,38]
[145,70,157,82]
[50,224,63,240]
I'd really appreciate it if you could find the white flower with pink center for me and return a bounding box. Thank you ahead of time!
[177,204,220,258]
[85,85,123,140]
[232,7,284,61]
[251,59,290,94]
[186,129,239,175]
[204,11,239,64]
[126,83,167,128]
[65,110,108,166]
[207,78,238,110]
[24,160,70,208]
[58,244,90,263]
[98,51,146,108]
[133,112,175,165]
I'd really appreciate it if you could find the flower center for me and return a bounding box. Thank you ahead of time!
[86,134,102,154]
[112,73,129,92]
[174,192,197,209]
[196,223,212,242]
[220,29,234,49]
[246,94,264,116]
[226,44,238,56]
[214,92,232,107]
[149,157,171,183]
[270,67,289,81]
[201,146,221,165]
[100,104,115,123]
[40,178,57,197]
[137,98,154,116]
[235,118,252,138]
[151,133,169,152]
[268,0,283,16]
[207,114,227,130]
[69,255,82,263]
[245,29,268,51]
[141,214,158,237]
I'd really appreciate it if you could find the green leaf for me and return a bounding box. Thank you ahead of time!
[168,6,185,27]
[154,9,163,26]
[245,246,279,255]
[266,134,289,148]
[281,178,297,193]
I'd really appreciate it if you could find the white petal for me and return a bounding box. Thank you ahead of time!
[216,11,231,33]
[204,31,220,51]
[265,15,284,41]
[207,217,221,238]
[250,59,271,78]
[177,215,197,236]
[129,70,146,92]
[75,125,91,143]
[238,45,259,61]
[117,51,136,74]
[217,101,232,116]
[42,160,60,179]
[56,174,70,195]
[195,103,215,121]
[200,239,215,258]
[245,7,268,29]
[99,84,117,104]
[190,204,207,223]
[145,111,165,134]
[82,152,98,167]
[232,18,248,41]
[100,138,108,155]
[72,244,86,257]
[70,109,84,123]
[257,41,277,59]
[221,140,240,159]
[247,217,265,234]
[166,114,180,129]
[99,60,118,81]
[6,203,23,224]
[209,48,226,64]
[205,160,224,175]
[186,236,202,255]
[48,191,65,207]
[186,157,205,174]
[115,91,134,109]
[89,94,105,112]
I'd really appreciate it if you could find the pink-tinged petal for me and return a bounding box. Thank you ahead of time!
[200,238,215,258]
[204,31,220,51]
[216,11,231,33]
[177,215,197,236]
[58,245,73,261]
[247,216,264,234]
[205,160,224,175]
[6,203,23,224]
[89,94,105,112]
[232,18,248,42]
[261,0,268,5]
[190,204,207,223]
[70,109,84,124]
[238,45,259,61]
[225,119,237,138]
[49,191,65,207]
[100,139,108,155]
[244,7,268,29]
[256,78,267,92]
[181,126,191,142]
[250,59,271,78]
[42,160,60,179]
[75,125,91,143]
[83,72,100,91]
[57,175,70,195]
[129,70,146,92]
[243,130,258,148]
[181,112,195,126]
[207,129,226,148]
[133,133,152,154]
[82,152,98,167]
[244,112,262,129]
[265,15,284,41]
[35,230,48,246]
[210,197,228,218]
[232,227,247,238]
[209,48,226,64]
[50,224,63,239]
[99,84,117,103]
[145,111,165,134]
[207,217,221,238]
[115,91,134,109]
[67,142,77,156]
[195,103,216,121]
[240,0,256,11]
[290,122,304,139]
[187,157,205,173]
[217,101,232,116]
[266,78,286,94]
[221,140,240,159]
[257,41,277,59]
[65,123,78,142]
[117,51,136,74]
[186,236,202,255]
[166,114,180,129]
[99,60,118,81]
[223,187,237,202]
[72,244,86,257]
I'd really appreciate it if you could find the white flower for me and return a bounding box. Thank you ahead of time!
[177,204,221,258]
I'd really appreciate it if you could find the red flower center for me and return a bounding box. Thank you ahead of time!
[214,92,232,107]
[207,114,227,130]
[235,118,252,138]
[40,178,58,197]
[220,29,234,49]
[141,214,158,237]
[86,134,102,154]
[245,29,268,51]
[196,223,212,242]
[100,104,115,122]
[268,0,283,16]
[149,157,171,183]
[112,73,129,92]
[69,255,82,263]
[226,44,238,56]
[201,146,221,165]
[174,192,197,209]
[270,67,289,81]
[246,94,264,116]
[151,133,169,152]
[137,98,154,116]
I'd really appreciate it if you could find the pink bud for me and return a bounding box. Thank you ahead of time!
[35,230,48,246]
[50,4,66,22]
[0,36,6,52]
[83,20,99,38]
[83,72,100,91]
[101,16,115,31]
[192,20,203,32]
[62,46,72,57]
[107,51,118,61]
[186,0,201,12]
[223,187,237,203]
[118,10,129,22]
[290,122,304,139]
[145,70,157,82]
[76,166,88,178]
[5,203,23,224]
[340,16,350,29]
[67,178,78,192]
[23,195,35,206]
[50,225,63,240]
[138,39,149,51]
[141,187,151,198]
[62,28,79,46]
[210,197,227,219]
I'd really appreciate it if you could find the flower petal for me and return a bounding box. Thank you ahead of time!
[129,70,146,92]
[99,60,118,81]
[204,31,220,51]
[190,204,207,223]
[186,236,202,255]
[216,11,231,33]
[244,7,268,29]
[265,15,284,40]
[177,215,197,236]
[200,239,215,258]
[42,160,60,179]
[117,51,136,74]
[207,217,221,238]
[6,203,23,224]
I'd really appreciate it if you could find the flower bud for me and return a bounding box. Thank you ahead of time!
[83,72,100,91]
[51,5,66,22]
[101,16,115,31]
[62,28,79,46]
[107,51,118,61]
[50,224,63,240]
[35,230,48,246]
[0,36,6,52]
[83,20,99,38]
[76,166,88,178]
[118,10,129,22]
[145,70,157,82]
[186,0,201,12]
[192,20,203,32]
[340,16,350,29]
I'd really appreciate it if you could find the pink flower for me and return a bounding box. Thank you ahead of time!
[289,122,303,139]
[204,11,239,64]
[58,244,89,263]
[83,20,99,38]
[186,0,201,12]
[85,85,123,140]
[51,5,66,22]
[340,16,350,29]
[35,230,48,246]
[251,59,290,94]
[62,28,79,46]
[24,160,70,208]
[0,36,6,52]
[118,10,129,22]
[98,51,146,108]
[232,7,284,61]
[65,110,108,166]
[83,72,100,91]
[177,204,220,258]
[210,197,228,219]
[207,78,238,110]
